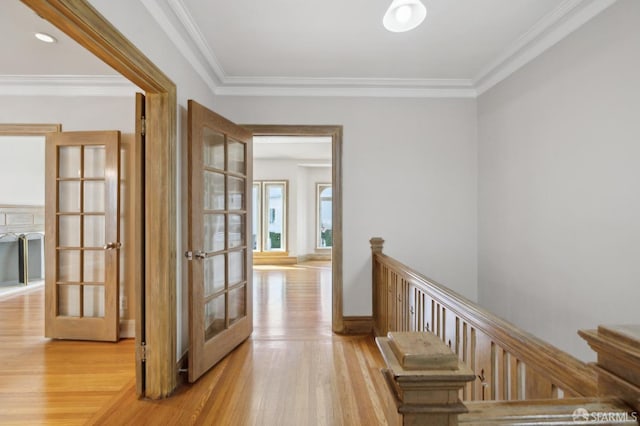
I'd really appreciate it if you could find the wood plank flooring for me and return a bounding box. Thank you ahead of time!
[0,262,399,425]
[0,286,135,425]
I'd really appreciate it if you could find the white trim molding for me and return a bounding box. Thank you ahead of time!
[166,0,226,84]
[474,0,619,95]
[215,84,477,99]
[0,75,139,97]
[140,0,219,93]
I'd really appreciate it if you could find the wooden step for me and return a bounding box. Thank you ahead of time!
[460,397,638,425]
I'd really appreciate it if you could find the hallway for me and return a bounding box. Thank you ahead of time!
[0,263,398,425]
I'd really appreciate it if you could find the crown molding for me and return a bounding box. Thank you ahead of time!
[0,75,139,97]
[139,0,219,92]
[474,0,618,95]
[145,0,618,99]
[217,77,477,98]
[166,0,226,83]
[215,85,477,99]
[221,76,474,89]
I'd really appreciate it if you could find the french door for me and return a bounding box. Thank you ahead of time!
[187,100,253,383]
[45,131,121,342]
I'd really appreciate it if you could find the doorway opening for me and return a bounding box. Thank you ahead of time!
[21,0,177,398]
[0,125,57,299]
[244,125,344,334]
[252,135,332,263]
[251,134,333,334]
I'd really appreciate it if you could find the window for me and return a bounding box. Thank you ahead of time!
[252,181,288,252]
[252,183,261,251]
[316,183,332,249]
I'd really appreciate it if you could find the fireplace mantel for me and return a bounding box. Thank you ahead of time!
[0,205,44,234]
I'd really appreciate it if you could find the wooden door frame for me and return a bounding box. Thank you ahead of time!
[21,1,177,398]
[242,125,345,333]
[0,124,61,135]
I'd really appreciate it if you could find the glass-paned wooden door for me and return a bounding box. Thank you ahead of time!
[45,131,120,342]
[187,100,253,383]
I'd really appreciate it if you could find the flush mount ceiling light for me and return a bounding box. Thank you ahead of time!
[383,0,427,33]
[35,32,57,43]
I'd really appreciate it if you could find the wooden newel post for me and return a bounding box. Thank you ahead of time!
[579,325,640,415]
[370,237,385,336]
[370,237,385,254]
[376,332,475,426]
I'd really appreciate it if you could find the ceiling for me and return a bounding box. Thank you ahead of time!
[143,0,616,96]
[2,1,116,76]
[1,0,618,97]
[254,136,331,162]
[185,0,559,80]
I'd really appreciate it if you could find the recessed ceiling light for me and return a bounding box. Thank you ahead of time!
[35,32,57,43]
[383,0,427,33]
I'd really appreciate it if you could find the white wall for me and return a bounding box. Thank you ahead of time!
[216,96,479,315]
[0,95,133,131]
[477,0,640,361]
[254,159,331,256]
[0,136,44,205]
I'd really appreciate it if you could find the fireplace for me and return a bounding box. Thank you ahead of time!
[0,205,45,285]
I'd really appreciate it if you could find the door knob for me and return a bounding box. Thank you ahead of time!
[104,242,122,250]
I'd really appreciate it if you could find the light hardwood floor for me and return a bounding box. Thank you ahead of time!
[0,262,398,425]
[0,287,135,425]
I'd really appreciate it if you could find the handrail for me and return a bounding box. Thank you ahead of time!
[371,238,597,400]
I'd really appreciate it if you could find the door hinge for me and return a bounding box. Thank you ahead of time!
[185,250,205,260]
[140,117,146,137]
[137,342,147,362]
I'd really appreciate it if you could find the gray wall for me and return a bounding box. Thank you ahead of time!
[477,0,640,361]
[0,136,45,205]
[216,96,479,315]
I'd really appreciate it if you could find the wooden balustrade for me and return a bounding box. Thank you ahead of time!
[370,237,598,403]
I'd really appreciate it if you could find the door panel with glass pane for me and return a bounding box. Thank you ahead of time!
[187,100,253,383]
[45,131,120,342]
